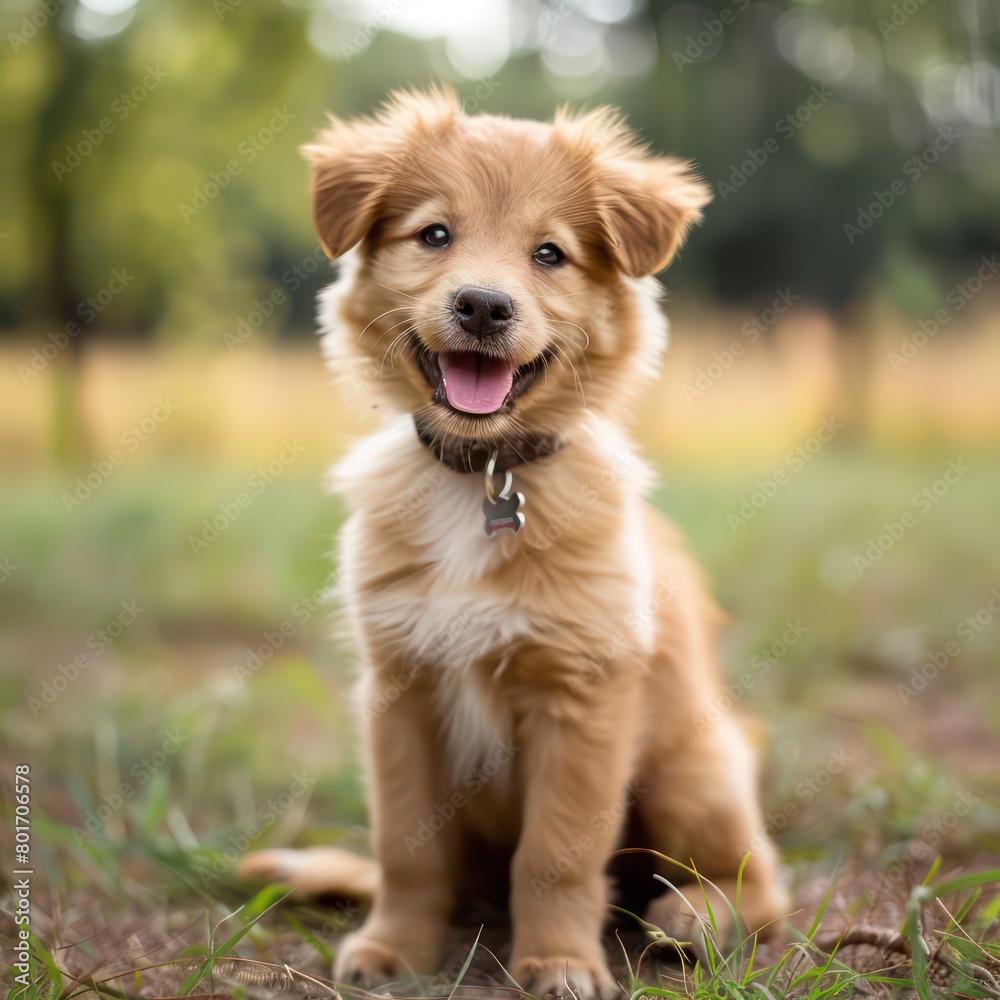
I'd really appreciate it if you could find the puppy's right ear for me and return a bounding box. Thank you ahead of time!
[302,118,390,260]
[303,87,462,260]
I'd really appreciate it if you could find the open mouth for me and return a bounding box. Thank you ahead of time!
[418,344,547,416]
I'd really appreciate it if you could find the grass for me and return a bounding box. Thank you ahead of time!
[3,435,1000,997]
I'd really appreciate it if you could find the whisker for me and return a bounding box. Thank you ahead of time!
[357,306,411,344]
[376,282,420,302]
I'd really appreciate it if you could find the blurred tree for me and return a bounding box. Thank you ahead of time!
[0,0,996,356]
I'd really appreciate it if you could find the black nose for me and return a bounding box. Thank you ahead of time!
[452,286,514,338]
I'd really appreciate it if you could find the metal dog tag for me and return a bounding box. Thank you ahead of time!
[483,452,525,537]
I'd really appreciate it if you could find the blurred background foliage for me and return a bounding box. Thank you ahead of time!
[2,2,1000,987]
[2,0,999,345]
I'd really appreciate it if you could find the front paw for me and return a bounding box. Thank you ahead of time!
[513,955,619,1000]
[334,932,408,990]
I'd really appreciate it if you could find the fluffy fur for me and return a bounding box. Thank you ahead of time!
[238,87,787,999]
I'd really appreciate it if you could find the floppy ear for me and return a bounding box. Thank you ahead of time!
[302,86,461,260]
[555,105,712,278]
[596,156,713,278]
[301,118,394,260]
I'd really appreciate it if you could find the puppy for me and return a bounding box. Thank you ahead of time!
[240,87,787,999]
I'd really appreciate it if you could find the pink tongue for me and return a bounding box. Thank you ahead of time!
[439,352,514,414]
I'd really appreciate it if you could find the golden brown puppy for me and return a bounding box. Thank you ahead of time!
[240,87,787,999]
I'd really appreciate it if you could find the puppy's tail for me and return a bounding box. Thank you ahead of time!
[237,846,378,900]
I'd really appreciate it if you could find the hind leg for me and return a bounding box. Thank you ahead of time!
[636,717,787,949]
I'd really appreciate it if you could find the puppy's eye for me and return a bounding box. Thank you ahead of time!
[420,224,451,247]
[533,243,564,266]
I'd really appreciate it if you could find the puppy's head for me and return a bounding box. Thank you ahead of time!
[306,86,710,445]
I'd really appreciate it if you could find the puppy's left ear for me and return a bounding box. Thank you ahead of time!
[303,86,462,260]
[596,156,713,278]
[302,118,393,260]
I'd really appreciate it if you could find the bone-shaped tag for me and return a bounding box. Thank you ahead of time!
[483,491,525,536]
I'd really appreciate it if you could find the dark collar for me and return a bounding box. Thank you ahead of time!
[413,414,564,473]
